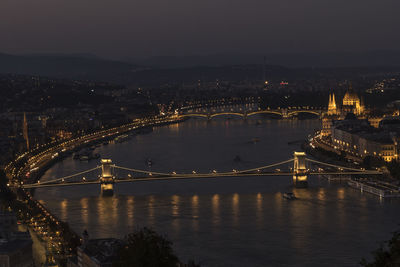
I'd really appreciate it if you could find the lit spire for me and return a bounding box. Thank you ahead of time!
[349,81,353,91]
[23,112,29,150]
[328,92,337,115]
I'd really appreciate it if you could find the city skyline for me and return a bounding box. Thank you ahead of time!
[1,1,400,266]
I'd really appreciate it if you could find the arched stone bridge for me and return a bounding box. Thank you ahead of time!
[178,106,326,119]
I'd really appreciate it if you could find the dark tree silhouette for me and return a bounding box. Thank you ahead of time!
[361,231,400,266]
[113,227,179,267]
[386,160,400,181]
[0,169,15,205]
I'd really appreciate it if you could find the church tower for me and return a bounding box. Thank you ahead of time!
[328,93,337,115]
[23,112,29,150]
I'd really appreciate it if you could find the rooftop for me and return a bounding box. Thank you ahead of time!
[80,238,123,264]
[0,239,32,254]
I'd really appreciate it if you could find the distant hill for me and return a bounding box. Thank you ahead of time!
[0,53,138,82]
[0,53,293,85]
[130,50,400,69]
[1,51,400,86]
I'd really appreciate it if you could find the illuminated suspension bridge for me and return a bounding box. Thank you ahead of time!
[21,152,382,195]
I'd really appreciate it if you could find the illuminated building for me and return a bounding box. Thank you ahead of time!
[326,84,365,117]
[342,84,364,115]
[321,116,335,137]
[331,115,399,162]
[321,84,365,136]
[368,117,384,128]
[320,86,400,162]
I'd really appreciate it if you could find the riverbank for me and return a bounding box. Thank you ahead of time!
[303,132,400,198]
[3,114,187,265]
[10,115,186,185]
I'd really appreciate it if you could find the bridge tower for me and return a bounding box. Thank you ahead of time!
[282,108,289,119]
[100,159,114,196]
[293,152,308,187]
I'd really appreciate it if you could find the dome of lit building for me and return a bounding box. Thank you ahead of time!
[343,91,359,104]
[342,84,364,115]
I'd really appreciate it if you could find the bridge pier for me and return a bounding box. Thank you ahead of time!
[100,159,114,196]
[293,152,308,187]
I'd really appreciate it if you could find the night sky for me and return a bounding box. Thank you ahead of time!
[1,0,399,59]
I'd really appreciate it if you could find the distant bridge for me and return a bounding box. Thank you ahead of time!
[178,105,326,119]
[20,152,381,195]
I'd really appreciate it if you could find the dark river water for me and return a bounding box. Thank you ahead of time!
[35,118,400,266]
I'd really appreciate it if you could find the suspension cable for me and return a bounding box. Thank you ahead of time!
[38,166,101,185]
[306,158,372,172]
[113,158,294,177]
[235,159,294,174]
[113,166,180,176]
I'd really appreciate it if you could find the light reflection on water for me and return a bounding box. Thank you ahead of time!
[127,196,134,228]
[148,195,155,226]
[60,199,68,221]
[337,187,345,200]
[192,195,199,231]
[256,193,263,228]
[212,194,220,226]
[171,195,180,234]
[35,119,400,266]
[232,193,239,227]
[80,198,88,226]
[171,195,179,217]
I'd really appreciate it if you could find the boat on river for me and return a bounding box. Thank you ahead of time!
[74,149,101,161]
[283,192,296,200]
[114,134,130,143]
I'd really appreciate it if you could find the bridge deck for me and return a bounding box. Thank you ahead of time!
[22,170,382,189]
